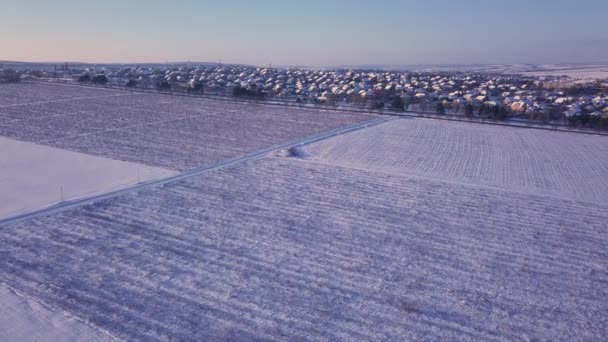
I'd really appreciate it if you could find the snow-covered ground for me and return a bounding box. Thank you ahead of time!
[303,118,608,203]
[0,82,125,107]
[1,151,606,340]
[522,66,608,80]
[0,285,115,342]
[0,136,175,219]
[398,63,608,80]
[1,85,607,340]
[0,82,375,171]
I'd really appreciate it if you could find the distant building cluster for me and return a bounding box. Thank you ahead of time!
[9,63,608,129]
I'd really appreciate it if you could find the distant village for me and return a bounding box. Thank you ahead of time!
[3,63,608,129]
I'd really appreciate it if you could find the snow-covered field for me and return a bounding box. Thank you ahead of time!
[1,84,607,340]
[1,150,607,340]
[0,136,175,219]
[391,63,608,80]
[0,285,115,342]
[0,82,125,107]
[523,67,608,80]
[0,82,375,171]
[398,63,608,80]
[303,118,608,203]
[514,64,608,80]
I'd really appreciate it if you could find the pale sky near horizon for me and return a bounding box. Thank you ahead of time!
[1,0,607,66]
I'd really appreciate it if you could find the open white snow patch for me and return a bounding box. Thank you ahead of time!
[0,136,176,218]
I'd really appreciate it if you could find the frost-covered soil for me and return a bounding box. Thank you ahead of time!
[0,285,116,342]
[303,118,608,204]
[0,82,125,106]
[1,152,607,340]
[0,136,175,219]
[0,82,375,171]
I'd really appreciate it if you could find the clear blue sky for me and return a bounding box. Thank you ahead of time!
[1,0,607,66]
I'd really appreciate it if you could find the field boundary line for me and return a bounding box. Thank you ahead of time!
[0,116,394,227]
